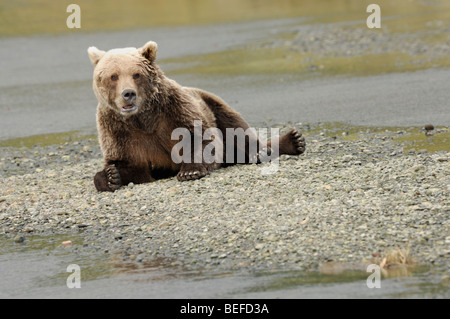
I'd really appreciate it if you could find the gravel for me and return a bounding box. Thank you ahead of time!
[271,23,450,60]
[252,22,450,75]
[0,123,449,274]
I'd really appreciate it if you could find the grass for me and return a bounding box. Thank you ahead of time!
[0,0,368,37]
[380,244,413,268]
[2,1,450,78]
[163,32,450,78]
[394,129,450,154]
[374,244,416,278]
[0,131,97,148]
[304,122,450,153]
[1,0,450,37]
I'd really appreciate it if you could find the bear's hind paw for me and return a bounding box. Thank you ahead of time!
[280,129,306,156]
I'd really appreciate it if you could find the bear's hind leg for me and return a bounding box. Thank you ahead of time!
[197,89,305,163]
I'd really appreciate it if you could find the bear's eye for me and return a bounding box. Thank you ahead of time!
[110,74,118,81]
[133,73,140,80]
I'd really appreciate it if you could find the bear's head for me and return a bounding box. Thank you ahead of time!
[87,41,160,117]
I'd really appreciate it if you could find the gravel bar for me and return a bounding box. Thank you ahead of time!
[0,123,449,274]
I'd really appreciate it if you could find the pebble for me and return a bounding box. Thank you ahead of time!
[124,191,134,198]
[14,235,25,243]
[62,240,72,247]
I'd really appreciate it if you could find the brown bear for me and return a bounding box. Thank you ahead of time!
[87,41,305,192]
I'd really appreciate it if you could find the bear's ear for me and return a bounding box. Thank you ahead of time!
[138,41,158,62]
[87,46,106,66]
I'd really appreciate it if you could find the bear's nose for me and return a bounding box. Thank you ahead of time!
[122,89,136,103]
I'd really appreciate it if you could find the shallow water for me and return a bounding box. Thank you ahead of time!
[0,234,448,299]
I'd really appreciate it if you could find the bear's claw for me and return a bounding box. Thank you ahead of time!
[177,165,209,181]
[290,129,306,155]
[106,164,121,191]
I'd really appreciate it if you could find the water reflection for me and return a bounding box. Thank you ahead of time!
[0,234,447,298]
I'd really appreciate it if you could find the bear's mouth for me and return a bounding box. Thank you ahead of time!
[121,105,138,113]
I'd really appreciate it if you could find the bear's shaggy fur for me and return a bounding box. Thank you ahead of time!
[88,41,305,192]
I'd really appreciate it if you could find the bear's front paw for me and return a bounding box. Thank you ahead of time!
[94,164,122,192]
[177,163,209,182]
